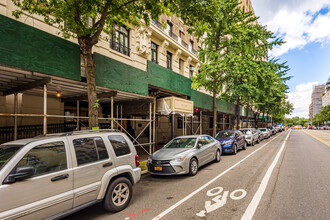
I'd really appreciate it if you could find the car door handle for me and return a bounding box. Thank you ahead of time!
[51,174,69,182]
[103,162,113,167]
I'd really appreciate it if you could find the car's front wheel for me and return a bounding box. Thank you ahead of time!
[232,144,238,155]
[189,158,198,176]
[215,149,221,162]
[103,177,133,212]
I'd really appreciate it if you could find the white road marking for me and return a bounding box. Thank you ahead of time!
[240,130,291,220]
[230,189,247,200]
[152,132,286,220]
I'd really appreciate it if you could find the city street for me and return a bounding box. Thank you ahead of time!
[65,130,330,220]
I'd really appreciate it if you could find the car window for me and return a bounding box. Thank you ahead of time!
[108,135,131,157]
[73,137,109,166]
[0,144,24,171]
[205,136,214,144]
[16,141,67,176]
[198,137,207,146]
[215,132,235,138]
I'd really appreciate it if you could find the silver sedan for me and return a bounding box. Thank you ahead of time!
[258,128,272,139]
[147,135,222,176]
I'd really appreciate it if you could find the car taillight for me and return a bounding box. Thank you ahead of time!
[135,155,140,167]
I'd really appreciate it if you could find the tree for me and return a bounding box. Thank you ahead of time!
[12,0,172,129]
[184,0,252,136]
[313,105,330,125]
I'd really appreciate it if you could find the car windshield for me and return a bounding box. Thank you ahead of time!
[240,130,252,135]
[0,144,24,171]
[164,138,197,148]
[215,132,234,138]
[259,128,267,131]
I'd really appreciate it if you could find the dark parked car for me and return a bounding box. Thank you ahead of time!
[215,130,246,155]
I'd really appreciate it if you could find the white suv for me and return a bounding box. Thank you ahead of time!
[0,130,141,220]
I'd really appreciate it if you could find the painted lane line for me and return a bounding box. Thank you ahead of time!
[302,130,330,147]
[240,130,291,220]
[152,132,286,220]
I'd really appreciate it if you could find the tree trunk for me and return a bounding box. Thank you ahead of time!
[81,41,99,129]
[236,96,240,130]
[246,102,250,128]
[212,80,217,137]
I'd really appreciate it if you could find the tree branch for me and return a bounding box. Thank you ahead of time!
[116,0,139,11]
[91,0,113,45]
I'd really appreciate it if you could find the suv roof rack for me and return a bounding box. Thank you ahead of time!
[59,129,121,136]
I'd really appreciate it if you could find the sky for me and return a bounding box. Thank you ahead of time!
[252,0,330,118]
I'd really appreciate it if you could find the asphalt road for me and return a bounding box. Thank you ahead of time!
[64,129,330,220]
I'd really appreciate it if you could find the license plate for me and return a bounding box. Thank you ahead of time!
[154,166,162,171]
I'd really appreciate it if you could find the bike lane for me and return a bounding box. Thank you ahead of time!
[153,131,289,220]
[66,132,288,220]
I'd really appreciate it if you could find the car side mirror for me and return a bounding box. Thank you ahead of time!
[197,143,203,149]
[3,166,35,184]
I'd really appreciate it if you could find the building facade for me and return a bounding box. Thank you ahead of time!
[311,85,325,118]
[322,77,330,107]
[0,1,257,148]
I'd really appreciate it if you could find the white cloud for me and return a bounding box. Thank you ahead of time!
[253,0,330,56]
[286,81,319,118]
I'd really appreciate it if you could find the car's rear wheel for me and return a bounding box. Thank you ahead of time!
[215,149,221,162]
[189,158,198,176]
[103,177,133,212]
[242,142,247,150]
[232,144,237,155]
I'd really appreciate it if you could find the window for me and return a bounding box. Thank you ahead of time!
[179,31,185,39]
[167,51,172,70]
[16,142,67,176]
[205,136,214,144]
[190,40,194,51]
[189,65,194,78]
[179,59,184,75]
[110,24,130,56]
[108,135,131,157]
[73,137,109,166]
[166,21,173,35]
[151,42,158,63]
[197,137,207,146]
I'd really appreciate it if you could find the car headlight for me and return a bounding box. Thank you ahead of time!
[147,157,152,163]
[223,140,233,145]
[174,156,186,162]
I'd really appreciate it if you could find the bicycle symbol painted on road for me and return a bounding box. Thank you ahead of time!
[196,187,247,217]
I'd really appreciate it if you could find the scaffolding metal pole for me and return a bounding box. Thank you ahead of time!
[116,105,119,129]
[111,96,114,129]
[76,100,80,130]
[43,84,47,135]
[149,102,152,154]
[229,115,231,130]
[182,115,185,136]
[153,99,156,153]
[191,115,193,135]
[200,111,202,134]
[223,115,225,130]
[171,113,174,139]
[14,93,18,140]
[120,105,123,131]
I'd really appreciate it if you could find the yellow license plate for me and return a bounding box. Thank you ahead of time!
[154,166,162,171]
